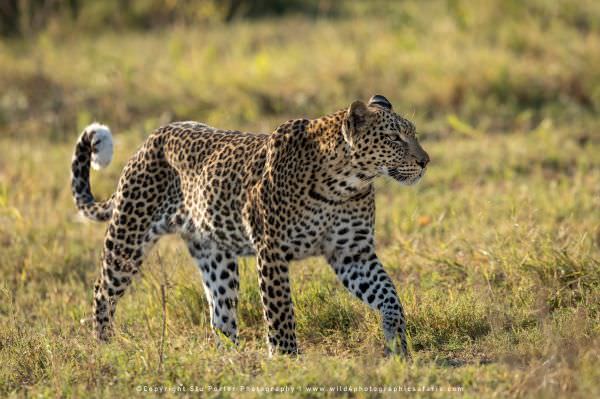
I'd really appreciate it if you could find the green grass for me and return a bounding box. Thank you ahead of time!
[1,1,599,397]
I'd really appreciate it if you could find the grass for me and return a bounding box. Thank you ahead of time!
[0,1,599,397]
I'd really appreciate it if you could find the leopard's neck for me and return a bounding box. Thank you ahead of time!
[306,112,375,203]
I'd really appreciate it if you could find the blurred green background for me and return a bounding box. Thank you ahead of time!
[1,0,600,141]
[0,1,599,398]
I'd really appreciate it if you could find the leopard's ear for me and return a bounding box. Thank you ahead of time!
[368,94,392,110]
[343,100,369,148]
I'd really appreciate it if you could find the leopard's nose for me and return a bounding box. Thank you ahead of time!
[416,155,429,168]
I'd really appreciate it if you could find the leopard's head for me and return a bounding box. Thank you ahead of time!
[342,95,430,185]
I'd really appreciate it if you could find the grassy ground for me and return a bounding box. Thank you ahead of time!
[1,1,599,397]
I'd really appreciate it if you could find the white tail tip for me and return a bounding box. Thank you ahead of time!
[86,122,113,170]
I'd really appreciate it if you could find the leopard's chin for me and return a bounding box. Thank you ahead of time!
[387,167,425,186]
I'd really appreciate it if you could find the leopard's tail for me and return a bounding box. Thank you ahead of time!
[70,123,115,222]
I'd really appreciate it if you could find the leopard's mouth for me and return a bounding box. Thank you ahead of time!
[387,167,424,186]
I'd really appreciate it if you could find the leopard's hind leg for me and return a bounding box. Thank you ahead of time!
[93,207,174,341]
[184,238,240,346]
[92,159,180,341]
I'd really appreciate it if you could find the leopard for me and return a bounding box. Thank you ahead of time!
[70,94,430,357]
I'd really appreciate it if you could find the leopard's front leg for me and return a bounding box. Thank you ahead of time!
[255,246,298,356]
[326,242,409,358]
[323,202,410,359]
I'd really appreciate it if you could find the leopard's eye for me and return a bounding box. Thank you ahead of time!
[386,134,406,144]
